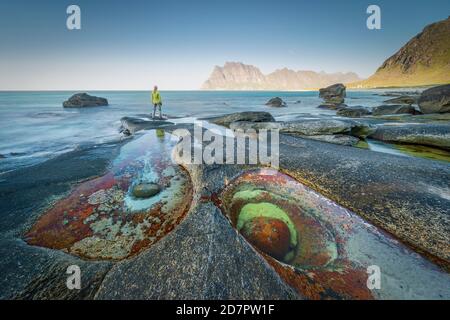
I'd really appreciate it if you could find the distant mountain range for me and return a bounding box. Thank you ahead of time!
[201,62,361,90]
[350,16,450,88]
[203,16,450,90]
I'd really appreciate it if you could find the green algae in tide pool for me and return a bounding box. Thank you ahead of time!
[393,143,450,162]
[237,202,298,248]
[355,140,369,149]
[220,169,450,300]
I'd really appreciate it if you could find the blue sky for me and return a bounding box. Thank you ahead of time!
[0,0,449,90]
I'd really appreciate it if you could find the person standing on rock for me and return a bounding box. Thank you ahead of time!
[152,85,163,119]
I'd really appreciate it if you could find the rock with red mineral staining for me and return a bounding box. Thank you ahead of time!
[220,169,377,299]
[241,217,291,261]
[25,133,193,261]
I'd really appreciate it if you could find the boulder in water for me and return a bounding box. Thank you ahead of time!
[265,97,287,108]
[298,134,361,146]
[319,83,346,104]
[418,84,450,114]
[317,103,347,110]
[204,111,275,127]
[369,123,450,149]
[229,119,375,139]
[337,106,371,118]
[63,93,108,108]
[372,104,418,116]
[120,116,173,134]
[132,183,161,198]
[383,95,418,105]
[240,216,291,261]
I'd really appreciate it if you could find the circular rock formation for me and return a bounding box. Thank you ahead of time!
[25,131,193,260]
[240,216,291,261]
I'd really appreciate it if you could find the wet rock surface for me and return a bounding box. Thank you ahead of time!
[369,123,450,149]
[0,238,111,299]
[0,142,123,234]
[418,84,450,114]
[372,104,418,116]
[95,202,299,299]
[0,142,122,299]
[132,183,161,198]
[120,116,173,134]
[203,111,275,127]
[277,133,450,264]
[297,134,361,146]
[337,106,372,118]
[319,83,346,105]
[240,216,291,261]
[175,150,450,299]
[265,97,287,108]
[63,93,108,108]
[2,115,450,300]
[371,112,450,122]
[317,103,347,110]
[24,132,193,261]
[229,119,375,139]
[168,122,450,266]
[383,95,418,105]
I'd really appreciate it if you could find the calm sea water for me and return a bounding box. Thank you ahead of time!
[0,90,409,173]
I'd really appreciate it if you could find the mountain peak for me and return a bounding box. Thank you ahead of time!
[202,62,361,90]
[351,16,450,88]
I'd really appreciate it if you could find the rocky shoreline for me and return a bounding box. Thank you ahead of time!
[96,123,450,299]
[1,86,449,300]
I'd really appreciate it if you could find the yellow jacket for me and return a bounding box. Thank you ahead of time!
[152,91,162,105]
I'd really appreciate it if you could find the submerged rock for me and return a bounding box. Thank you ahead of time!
[218,167,450,299]
[265,97,287,108]
[372,104,418,116]
[95,203,299,299]
[204,111,275,127]
[240,216,291,261]
[383,95,418,105]
[229,119,374,148]
[372,112,450,122]
[230,119,374,138]
[369,123,450,149]
[299,134,361,146]
[317,103,347,110]
[319,83,346,104]
[25,131,193,261]
[418,84,450,114]
[120,116,173,134]
[63,93,108,108]
[377,91,421,97]
[132,183,161,198]
[337,106,371,118]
